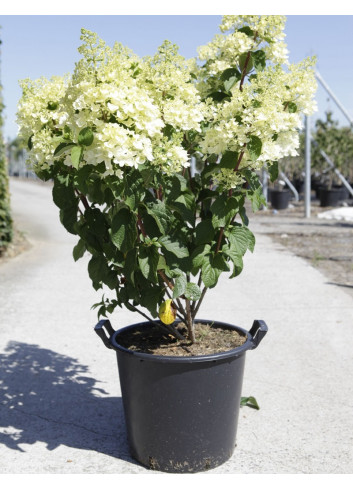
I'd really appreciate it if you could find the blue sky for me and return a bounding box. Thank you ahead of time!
[1,12,353,141]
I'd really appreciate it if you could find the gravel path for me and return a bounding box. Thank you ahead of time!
[1,178,353,474]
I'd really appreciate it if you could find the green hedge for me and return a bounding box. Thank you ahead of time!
[0,77,13,253]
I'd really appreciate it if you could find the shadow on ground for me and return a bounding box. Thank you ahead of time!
[0,341,136,465]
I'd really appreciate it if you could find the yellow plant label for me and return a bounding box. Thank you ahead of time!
[158,299,176,325]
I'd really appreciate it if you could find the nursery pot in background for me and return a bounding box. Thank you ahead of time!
[294,178,305,194]
[319,187,342,207]
[269,188,291,210]
[95,318,268,473]
[332,185,350,201]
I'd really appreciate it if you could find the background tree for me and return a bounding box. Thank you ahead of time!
[0,34,13,254]
[278,111,353,188]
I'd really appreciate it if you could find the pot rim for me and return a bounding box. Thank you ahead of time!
[110,319,254,363]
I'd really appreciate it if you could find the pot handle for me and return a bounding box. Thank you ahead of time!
[94,319,116,350]
[249,320,268,349]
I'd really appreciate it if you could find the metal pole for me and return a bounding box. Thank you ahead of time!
[262,167,268,204]
[315,71,353,128]
[279,171,299,202]
[304,116,311,218]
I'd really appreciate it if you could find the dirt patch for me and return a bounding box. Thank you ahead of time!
[0,226,32,265]
[250,196,353,299]
[116,321,247,357]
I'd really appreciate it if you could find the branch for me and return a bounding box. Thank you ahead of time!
[191,287,208,321]
[239,31,258,92]
[158,269,175,291]
[128,303,186,342]
[75,189,90,210]
[137,213,147,238]
[215,227,224,254]
[185,298,196,343]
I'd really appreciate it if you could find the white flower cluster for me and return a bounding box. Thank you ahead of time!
[17,18,317,191]
[195,16,317,189]
[17,31,204,176]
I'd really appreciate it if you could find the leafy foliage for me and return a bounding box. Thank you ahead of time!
[16,17,317,342]
[279,111,353,186]
[0,54,13,253]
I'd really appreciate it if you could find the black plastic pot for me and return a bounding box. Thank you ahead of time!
[95,318,268,473]
[269,188,291,210]
[294,179,305,194]
[311,177,322,192]
[316,185,326,200]
[332,185,350,201]
[319,188,342,207]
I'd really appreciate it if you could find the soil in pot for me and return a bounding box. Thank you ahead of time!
[116,321,247,357]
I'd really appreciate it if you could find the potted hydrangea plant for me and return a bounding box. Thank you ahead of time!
[17,15,317,473]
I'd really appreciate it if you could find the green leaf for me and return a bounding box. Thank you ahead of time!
[59,206,78,235]
[208,91,230,103]
[54,142,76,158]
[171,192,195,225]
[207,154,219,164]
[86,175,105,204]
[87,255,117,290]
[201,253,229,289]
[220,67,241,82]
[124,249,137,285]
[252,50,266,71]
[210,195,240,228]
[71,145,83,169]
[138,245,159,283]
[247,135,262,162]
[172,274,187,299]
[184,282,202,301]
[195,219,215,245]
[157,254,167,270]
[287,102,297,113]
[78,127,94,146]
[47,101,58,110]
[227,224,255,255]
[219,151,239,170]
[201,257,218,288]
[239,206,249,226]
[74,164,93,194]
[85,207,108,239]
[238,52,253,73]
[103,270,119,290]
[73,238,86,261]
[237,26,254,37]
[159,236,189,258]
[28,135,33,150]
[145,201,171,234]
[77,221,103,253]
[240,396,260,410]
[224,76,238,92]
[52,177,77,210]
[268,161,279,182]
[110,208,136,253]
[201,162,218,186]
[139,285,164,317]
[222,245,244,278]
[248,186,266,212]
[191,244,211,269]
[88,254,108,285]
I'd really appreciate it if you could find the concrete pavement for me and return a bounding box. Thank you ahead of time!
[1,178,353,474]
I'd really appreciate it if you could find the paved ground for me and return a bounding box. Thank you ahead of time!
[1,178,353,474]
